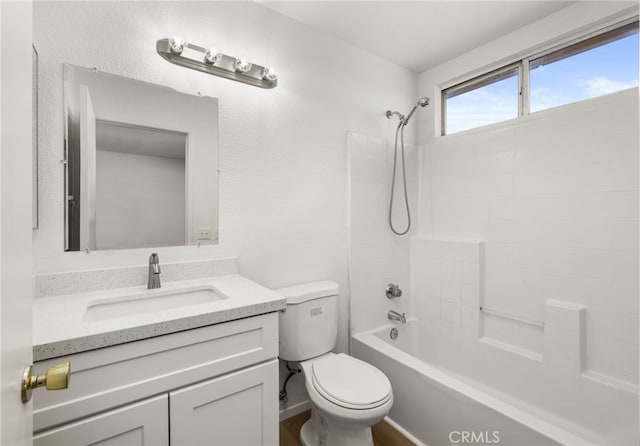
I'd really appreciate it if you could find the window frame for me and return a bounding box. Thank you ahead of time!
[441,63,522,136]
[440,16,639,136]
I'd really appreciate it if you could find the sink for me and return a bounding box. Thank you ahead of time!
[83,286,227,322]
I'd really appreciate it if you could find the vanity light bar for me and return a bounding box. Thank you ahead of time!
[156,37,277,89]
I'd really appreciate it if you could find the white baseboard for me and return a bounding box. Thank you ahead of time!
[384,416,426,446]
[279,399,311,421]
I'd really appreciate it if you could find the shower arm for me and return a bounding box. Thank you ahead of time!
[385,110,405,122]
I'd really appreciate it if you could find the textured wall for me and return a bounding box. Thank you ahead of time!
[33,1,416,354]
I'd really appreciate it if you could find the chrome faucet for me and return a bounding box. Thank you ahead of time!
[387,310,406,324]
[148,253,161,289]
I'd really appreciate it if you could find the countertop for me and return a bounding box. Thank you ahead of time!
[33,274,286,361]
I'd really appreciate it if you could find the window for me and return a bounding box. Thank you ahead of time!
[443,65,519,135]
[530,21,639,112]
[442,19,639,135]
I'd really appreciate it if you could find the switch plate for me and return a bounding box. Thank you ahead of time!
[198,227,211,240]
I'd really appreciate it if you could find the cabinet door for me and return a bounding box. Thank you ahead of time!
[33,394,168,446]
[170,359,278,446]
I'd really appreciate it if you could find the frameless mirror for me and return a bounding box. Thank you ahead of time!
[63,64,218,251]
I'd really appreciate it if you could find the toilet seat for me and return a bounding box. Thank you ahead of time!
[311,353,392,410]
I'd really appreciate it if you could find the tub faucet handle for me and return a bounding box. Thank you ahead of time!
[386,283,402,299]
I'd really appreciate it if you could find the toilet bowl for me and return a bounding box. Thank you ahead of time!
[298,353,393,446]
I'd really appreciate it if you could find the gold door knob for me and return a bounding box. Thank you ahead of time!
[21,362,71,403]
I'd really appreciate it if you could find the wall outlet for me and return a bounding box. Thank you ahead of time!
[198,227,211,240]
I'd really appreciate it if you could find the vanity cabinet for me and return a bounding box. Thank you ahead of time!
[32,313,279,446]
[170,361,277,445]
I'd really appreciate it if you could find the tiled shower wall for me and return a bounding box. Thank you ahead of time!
[411,237,484,339]
[348,132,422,333]
[418,90,639,385]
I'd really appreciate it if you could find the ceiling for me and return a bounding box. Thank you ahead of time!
[96,121,187,160]
[260,1,575,72]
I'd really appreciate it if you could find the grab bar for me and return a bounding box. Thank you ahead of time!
[479,306,544,328]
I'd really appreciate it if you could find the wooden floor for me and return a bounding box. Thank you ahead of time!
[279,410,414,446]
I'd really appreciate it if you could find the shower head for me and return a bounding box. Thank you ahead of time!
[403,96,430,125]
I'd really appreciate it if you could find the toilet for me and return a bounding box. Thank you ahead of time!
[276,281,393,446]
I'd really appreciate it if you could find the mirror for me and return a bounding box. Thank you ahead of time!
[63,64,218,251]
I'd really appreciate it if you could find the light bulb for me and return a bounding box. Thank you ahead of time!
[234,58,252,73]
[261,67,277,81]
[204,48,221,64]
[169,36,185,55]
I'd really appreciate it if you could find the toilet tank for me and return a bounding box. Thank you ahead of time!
[275,281,339,362]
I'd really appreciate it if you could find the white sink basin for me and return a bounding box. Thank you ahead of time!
[83,286,227,322]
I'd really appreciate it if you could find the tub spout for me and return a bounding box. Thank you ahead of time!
[388,310,406,324]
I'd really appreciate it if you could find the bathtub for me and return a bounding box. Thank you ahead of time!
[352,320,638,446]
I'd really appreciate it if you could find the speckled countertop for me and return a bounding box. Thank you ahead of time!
[33,274,286,361]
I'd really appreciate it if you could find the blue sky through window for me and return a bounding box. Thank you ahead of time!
[444,26,639,135]
[445,73,518,134]
[530,33,639,112]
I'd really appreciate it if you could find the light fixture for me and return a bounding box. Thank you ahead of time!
[168,36,185,55]
[204,48,221,65]
[261,67,277,81]
[156,37,277,89]
[234,58,252,73]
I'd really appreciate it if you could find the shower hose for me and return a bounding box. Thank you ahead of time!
[388,121,411,236]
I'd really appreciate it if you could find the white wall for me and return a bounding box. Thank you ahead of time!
[416,1,639,386]
[95,150,186,250]
[348,132,421,335]
[33,0,416,413]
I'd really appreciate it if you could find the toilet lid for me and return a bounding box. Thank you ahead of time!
[311,354,392,410]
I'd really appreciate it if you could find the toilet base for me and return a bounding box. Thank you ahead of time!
[300,419,319,446]
[299,409,374,446]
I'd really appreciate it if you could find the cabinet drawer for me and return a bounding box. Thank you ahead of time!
[34,394,168,446]
[34,312,278,432]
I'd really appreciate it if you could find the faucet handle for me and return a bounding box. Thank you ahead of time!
[149,253,160,274]
[385,283,402,299]
[147,253,162,289]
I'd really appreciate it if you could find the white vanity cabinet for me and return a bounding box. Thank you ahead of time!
[32,313,279,446]
[170,361,278,445]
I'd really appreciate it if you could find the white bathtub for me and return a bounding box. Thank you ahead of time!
[352,321,638,446]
